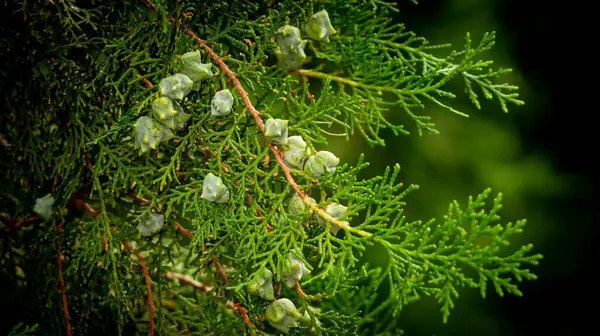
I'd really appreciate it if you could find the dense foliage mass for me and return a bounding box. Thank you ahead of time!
[0,0,541,335]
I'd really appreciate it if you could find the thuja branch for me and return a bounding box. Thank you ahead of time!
[55,222,72,336]
[184,29,372,239]
[69,198,156,335]
[122,240,155,336]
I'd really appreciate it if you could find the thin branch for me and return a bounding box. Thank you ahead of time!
[68,199,98,219]
[166,271,255,329]
[56,223,72,336]
[246,193,273,232]
[211,256,229,285]
[1,215,38,232]
[174,222,231,291]
[122,240,155,336]
[185,31,372,238]
[137,73,153,88]
[174,221,193,239]
[293,69,360,87]
[165,272,212,291]
[127,193,152,205]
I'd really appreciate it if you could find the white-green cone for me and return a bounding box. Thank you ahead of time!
[265,298,303,333]
[133,116,173,154]
[314,202,348,235]
[180,50,213,91]
[211,89,234,116]
[304,150,339,177]
[137,212,165,237]
[303,10,337,43]
[287,193,316,215]
[159,74,193,100]
[151,96,190,131]
[283,135,311,169]
[275,25,306,71]
[33,194,55,220]
[282,251,311,288]
[201,173,229,203]
[247,267,275,300]
[264,118,289,145]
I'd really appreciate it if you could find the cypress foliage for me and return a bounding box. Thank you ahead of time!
[0,1,540,335]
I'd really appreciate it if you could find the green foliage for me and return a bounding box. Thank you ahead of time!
[0,0,540,335]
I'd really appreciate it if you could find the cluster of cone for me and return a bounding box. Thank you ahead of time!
[275,10,337,71]
[247,250,320,333]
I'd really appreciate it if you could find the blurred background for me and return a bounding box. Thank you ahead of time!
[330,0,594,334]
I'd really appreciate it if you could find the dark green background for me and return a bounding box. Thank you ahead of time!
[329,0,593,334]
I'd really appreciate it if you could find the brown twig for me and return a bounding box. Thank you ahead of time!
[137,73,153,88]
[122,240,155,336]
[68,199,98,219]
[56,223,72,336]
[165,271,212,291]
[174,221,193,239]
[295,282,306,297]
[127,193,152,205]
[230,301,256,329]
[211,256,229,285]
[0,134,11,150]
[1,215,38,232]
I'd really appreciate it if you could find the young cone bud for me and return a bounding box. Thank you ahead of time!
[265,298,303,333]
[201,173,229,203]
[303,10,337,43]
[159,74,193,100]
[33,194,55,220]
[264,118,289,145]
[275,25,306,71]
[304,150,339,177]
[211,89,234,116]
[137,212,164,237]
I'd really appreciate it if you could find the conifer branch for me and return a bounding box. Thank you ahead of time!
[212,256,230,285]
[293,69,361,87]
[184,28,372,238]
[165,272,212,291]
[174,221,193,239]
[122,240,155,336]
[1,215,38,233]
[55,223,72,336]
[1,0,540,333]
[67,199,98,219]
